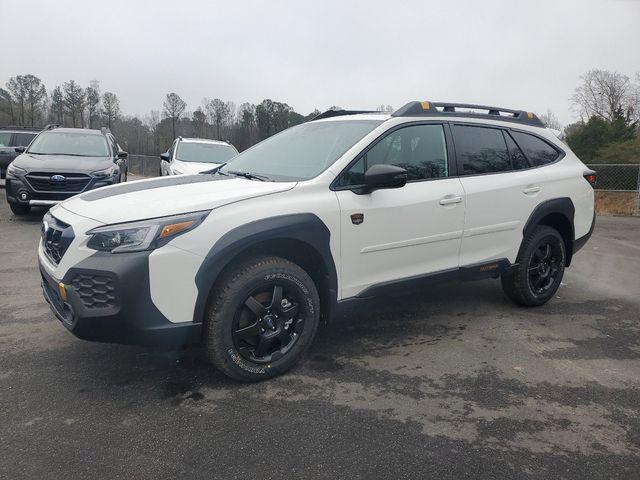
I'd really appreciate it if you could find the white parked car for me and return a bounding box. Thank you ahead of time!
[160,137,238,175]
[39,101,595,381]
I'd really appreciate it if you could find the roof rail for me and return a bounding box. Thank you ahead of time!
[312,109,379,121]
[391,101,545,127]
[0,125,42,131]
[44,123,61,130]
[100,127,111,135]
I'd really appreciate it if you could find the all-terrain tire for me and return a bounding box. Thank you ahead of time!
[501,225,566,307]
[203,255,320,382]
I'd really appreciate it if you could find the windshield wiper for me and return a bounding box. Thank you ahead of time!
[225,170,270,182]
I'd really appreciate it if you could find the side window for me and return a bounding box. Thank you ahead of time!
[0,132,13,147]
[452,125,511,175]
[12,133,36,147]
[504,132,530,170]
[337,124,448,186]
[511,131,560,166]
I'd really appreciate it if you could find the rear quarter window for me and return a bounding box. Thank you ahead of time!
[0,132,12,147]
[511,131,560,166]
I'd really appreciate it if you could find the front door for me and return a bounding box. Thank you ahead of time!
[334,123,466,299]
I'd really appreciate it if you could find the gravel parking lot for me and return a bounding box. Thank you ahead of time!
[1,187,639,479]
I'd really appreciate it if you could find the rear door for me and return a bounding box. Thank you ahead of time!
[335,122,466,298]
[452,124,547,266]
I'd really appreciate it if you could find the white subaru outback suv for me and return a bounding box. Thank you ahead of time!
[160,137,238,176]
[39,101,596,381]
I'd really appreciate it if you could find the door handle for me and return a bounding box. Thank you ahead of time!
[439,195,463,206]
[523,185,541,195]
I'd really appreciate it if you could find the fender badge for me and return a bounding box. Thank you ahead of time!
[351,213,364,225]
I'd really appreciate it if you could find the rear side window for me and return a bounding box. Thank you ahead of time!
[511,131,560,166]
[12,132,37,147]
[453,125,510,175]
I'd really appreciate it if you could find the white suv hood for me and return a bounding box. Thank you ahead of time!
[58,175,296,225]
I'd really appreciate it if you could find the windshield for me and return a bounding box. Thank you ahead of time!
[28,131,109,157]
[220,120,383,181]
[176,142,237,163]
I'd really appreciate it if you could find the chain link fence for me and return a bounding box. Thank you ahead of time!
[586,164,640,216]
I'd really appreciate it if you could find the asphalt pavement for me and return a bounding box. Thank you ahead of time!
[1,186,639,479]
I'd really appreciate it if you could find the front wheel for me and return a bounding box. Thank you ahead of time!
[501,225,566,306]
[204,255,320,381]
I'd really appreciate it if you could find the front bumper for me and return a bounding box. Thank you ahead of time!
[5,173,117,206]
[39,249,201,347]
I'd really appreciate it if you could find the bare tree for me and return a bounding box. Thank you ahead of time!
[0,88,16,124]
[143,109,161,152]
[85,80,101,129]
[63,80,86,127]
[50,86,64,124]
[376,104,394,112]
[205,98,230,139]
[23,75,47,126]
[537,109,562,130]
[571,69,633,122]
[101,92,120,130]
[6,76,28,125]
[163,92,186,140]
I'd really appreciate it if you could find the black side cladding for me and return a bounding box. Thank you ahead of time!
[521,197,576,265]
[193,213,337,324]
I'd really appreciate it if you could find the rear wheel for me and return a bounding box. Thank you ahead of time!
[9,202,31,216]
[501,225,566,306]
[204,255,320,381]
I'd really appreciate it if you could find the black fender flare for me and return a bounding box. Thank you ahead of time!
[192,213,338,324]
[520,197,575,265]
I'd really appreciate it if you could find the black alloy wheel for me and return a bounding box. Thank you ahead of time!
[232,283,303,363]
[527,241,562,295]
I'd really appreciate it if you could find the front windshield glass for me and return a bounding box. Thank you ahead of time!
[28,131,109,157]
[176,142,237,163]
[220,120,383,181]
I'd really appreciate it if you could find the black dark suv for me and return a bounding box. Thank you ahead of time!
[0,126,40,179]
[5,126,128,215]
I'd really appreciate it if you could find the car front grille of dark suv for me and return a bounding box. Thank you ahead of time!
[42,213,75,265]
[26,172,91,192]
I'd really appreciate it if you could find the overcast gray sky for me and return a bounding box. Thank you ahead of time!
[2,0,638,125]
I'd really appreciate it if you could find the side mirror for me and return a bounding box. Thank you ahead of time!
[117,150,128,159]
[14,146,26,154]
[359,164,407,193]
[160,152,170,162]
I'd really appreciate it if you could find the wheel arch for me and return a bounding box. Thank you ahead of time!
[193,214,338,325]
[521,197,575,266]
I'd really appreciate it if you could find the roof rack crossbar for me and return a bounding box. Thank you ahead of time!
[312,109,379,121]
[391,101,544,127]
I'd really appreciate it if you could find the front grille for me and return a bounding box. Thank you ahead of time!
[26,172,91,192]
[42,213,74,265]
[71,274,116,309]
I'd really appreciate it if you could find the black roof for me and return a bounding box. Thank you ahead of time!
[391,101,545,127]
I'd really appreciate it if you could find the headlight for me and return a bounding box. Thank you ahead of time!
[6,163,26,178]
[92,166,116,178]
[86,211,210,253]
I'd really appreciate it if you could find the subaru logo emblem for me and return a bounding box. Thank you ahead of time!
[50,174,65,182]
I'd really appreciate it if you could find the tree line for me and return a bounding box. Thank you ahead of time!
[0,70,638,163]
